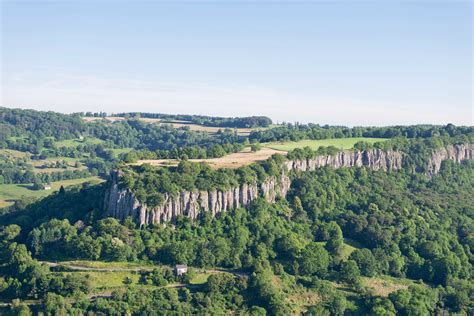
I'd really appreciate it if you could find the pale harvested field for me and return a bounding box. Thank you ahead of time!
[137,147,287,169]
[137,117,163,123]
[161,121,261,136]
[82,116,125,122]
[82,116,268,135]
[83,116,164,123]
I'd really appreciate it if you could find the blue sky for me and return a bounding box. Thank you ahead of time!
[1,1,472,126]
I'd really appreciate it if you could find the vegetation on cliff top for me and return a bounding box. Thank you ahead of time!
[118,135,472,208]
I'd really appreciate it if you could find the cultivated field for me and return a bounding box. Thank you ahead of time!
[265,137,387,151]
[82,116,125,122]
[0,176,105,208]
[160,121,261,136]
[82,116,267,136]
[30,157,87,174]
[137,147,287,169]
[136,137,387,170]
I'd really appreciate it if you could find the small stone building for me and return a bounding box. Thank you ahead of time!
[175,264,188,276]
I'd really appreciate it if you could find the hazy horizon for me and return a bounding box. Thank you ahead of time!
[2,1,473,126]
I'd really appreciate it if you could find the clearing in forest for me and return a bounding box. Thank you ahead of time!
[361,276,413,297]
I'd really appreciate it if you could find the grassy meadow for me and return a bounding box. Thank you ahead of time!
[64,271,142,291]
[0,176,104,208]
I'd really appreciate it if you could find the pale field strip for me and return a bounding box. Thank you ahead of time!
[82,116,264,135]
[137,147,287,169]
[134,137,381,169]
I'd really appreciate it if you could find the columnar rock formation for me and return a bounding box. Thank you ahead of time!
[104,145,473,226]
[104,171,290,226]
[285,148,403,172]
[426,144,474,176]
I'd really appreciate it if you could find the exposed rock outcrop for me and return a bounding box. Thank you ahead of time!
[104,171,290,226]
[104,145,473,226]
[286,148,403,172]
[426,144,474,176]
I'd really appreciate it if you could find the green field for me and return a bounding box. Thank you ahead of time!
[338,242,357,261]
[190,272,213,285]
[0,176,104,208]
[315,239,358,261]
[64,271,141,290]
[60,260,155,269]
[265,137,387,151]
[109,147,133,157]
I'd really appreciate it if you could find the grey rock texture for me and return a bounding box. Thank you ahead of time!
[426,144,474,176]
[104,172,282,226]
[287,148,403,172]
[104,145,472,226]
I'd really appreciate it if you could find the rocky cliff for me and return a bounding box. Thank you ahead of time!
[104,171,290,225]
[104,145,473,226]
[285,148,403,172]
[426,144,474,176]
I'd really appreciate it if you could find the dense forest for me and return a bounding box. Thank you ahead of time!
[0,107,473,314]
[0,107,246,154]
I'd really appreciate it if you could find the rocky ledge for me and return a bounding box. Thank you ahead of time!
[104,144,473,226]
[427,144,474,176]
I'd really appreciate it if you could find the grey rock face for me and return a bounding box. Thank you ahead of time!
[287,148,403,172]
[104,145,472,226]
[104,172,291,227]
[427,144,474,176]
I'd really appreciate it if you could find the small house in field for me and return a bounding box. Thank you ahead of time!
[42,184,52,190]
[175,264,188,276]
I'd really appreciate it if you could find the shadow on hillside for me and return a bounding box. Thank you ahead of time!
[0,182,107,237]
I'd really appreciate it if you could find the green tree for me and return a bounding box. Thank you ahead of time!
[250,143,262,152]
[298,243,330,277]
[328,294,347,316]
[43,293,69,314]
[9,299,32,316]
[325,222,344,255]
[349,248,377,277]
[368,298,396,316]
[339,260,362,289]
